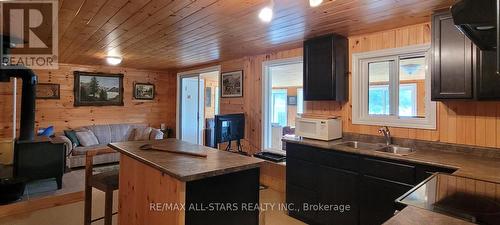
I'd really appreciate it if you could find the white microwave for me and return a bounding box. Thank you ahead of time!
[295,118,342,141]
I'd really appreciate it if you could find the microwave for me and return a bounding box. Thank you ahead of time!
[295,118,342,141]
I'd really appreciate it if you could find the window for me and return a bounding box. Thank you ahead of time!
[352,45,436,129]
[297,88,304,114]
[271,89,288,127]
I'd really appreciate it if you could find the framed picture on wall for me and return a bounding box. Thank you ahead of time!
[221,70,243,98]
[134,83,155,100]
[74,71,124,106]
[288,96,297,105]
[36,83,60,99]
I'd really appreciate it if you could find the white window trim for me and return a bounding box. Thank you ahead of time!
[352,44,436,130]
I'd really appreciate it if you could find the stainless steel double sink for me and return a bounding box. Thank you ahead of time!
[335,141,416,156]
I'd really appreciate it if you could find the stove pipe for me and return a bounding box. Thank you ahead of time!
[1,36,37,141]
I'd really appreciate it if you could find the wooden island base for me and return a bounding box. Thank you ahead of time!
[119,154,260,225]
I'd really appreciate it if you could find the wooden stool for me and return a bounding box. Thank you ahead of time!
[84,148,119,225]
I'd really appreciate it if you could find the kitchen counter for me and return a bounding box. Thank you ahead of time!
[283,137,500,183]
[383,206,475,225]
[109,139,263,182]
[284,137,500,225]
[108,139,263,225]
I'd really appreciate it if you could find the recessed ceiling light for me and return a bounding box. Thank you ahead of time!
[309,0,323,7]
[105,56,122,66]
[259,6,273,23]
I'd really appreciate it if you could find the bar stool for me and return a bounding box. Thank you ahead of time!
[84,148,119,225]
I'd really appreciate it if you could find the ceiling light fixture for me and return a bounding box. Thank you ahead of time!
[309,0,323,7]
[105,56,122,66]
[259,6,273,22]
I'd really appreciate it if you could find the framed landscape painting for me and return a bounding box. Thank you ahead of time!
[134,83,155,100]
[221,70,243,98]
[36,83,60,99]
[74,71,124,106]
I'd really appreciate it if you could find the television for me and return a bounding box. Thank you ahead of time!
[214,113,245,144]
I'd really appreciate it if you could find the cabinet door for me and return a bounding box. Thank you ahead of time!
[476,49,500,99]
[287,184,319,224]
[359,175,413,225]
[318,166,359,225]
[286,158,317,190]
[432,12,474,100]
[304,35,335,101]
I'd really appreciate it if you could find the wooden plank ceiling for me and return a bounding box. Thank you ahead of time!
[57,0,454,70]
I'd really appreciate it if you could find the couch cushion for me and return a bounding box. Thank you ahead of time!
[109,124,132,143]
[72,144,110,156]
[76,130,99,147]
[85,125,111,145]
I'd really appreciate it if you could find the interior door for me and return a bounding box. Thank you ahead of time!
[181,76,200,144]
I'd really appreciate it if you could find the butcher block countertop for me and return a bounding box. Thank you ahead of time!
[108,139,263,182]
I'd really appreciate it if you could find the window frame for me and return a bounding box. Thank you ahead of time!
[352,44,436,129]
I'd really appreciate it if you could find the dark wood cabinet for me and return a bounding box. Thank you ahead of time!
[303,34,347,101]
[286,142,457,225]
[432,11,474,100]
[318,166,359,225]
[432,11,500,100]
[475,50,500,99]
[359,175,413,225]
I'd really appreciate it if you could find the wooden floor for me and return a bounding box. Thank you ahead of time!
[0,186,301,225]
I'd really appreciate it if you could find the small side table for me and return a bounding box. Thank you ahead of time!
[161,128,173,139]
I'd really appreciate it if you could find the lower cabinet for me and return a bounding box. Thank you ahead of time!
[359,175,413,225]
[318,166,359,225]
[287,184,319,224]
[285,142,456,225]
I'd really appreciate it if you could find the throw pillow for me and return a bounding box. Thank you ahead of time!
[76,130,99,147]
[64,130,80,146]
[133,127,152,141]
[39,126,54,137]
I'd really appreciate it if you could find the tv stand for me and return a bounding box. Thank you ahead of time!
[224,140,247,155]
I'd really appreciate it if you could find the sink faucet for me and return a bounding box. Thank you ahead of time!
[378,126,392,145]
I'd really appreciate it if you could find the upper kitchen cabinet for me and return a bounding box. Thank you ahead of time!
[432,11,500,100]
[303,34,347,101]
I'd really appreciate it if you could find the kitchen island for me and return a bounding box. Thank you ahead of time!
[109,139,264,225]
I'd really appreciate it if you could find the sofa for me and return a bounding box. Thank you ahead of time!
[56,123,164,168]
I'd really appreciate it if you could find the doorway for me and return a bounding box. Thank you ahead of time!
[262,58,303,153]
[177,66,220,145]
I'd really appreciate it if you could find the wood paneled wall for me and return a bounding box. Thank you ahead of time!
[119,155,185,225]
[180,22,500,152]
[0,64,176,140]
